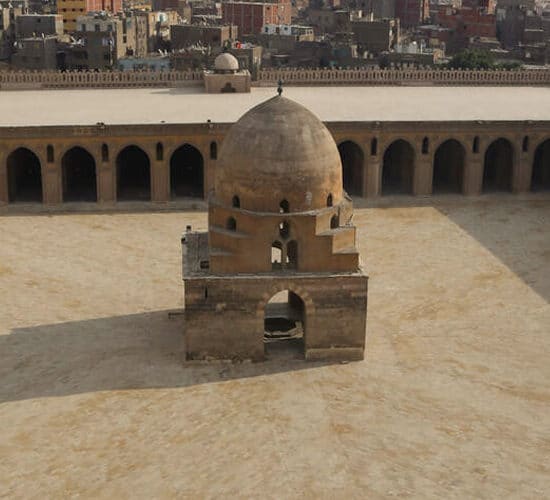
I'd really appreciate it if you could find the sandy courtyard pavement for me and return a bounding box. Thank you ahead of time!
[0,197,549,499]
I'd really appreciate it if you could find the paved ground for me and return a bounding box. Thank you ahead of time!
[2,86,550,126]
[0,196,549,498]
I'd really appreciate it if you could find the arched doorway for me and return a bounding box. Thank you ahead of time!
[6,148,42,203]
[116,146,151,201]
[338,141,363,196]
[483,139,514,192]
[432,139,465,194]
[62,146,97,202]
[264,290,305,359]
[532,139,550,191]
[170,144,204,199]
[382,140,415,195]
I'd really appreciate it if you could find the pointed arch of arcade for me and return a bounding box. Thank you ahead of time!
[116,145,151,201]
[169,143,204,199]
[61,146,97,202]
[483,138,514,193]
[531,139,550,191]
[432,139,466,194]
[337,140,364,196]
[382,139,415,195]
[256,284,315,319]
[6,147,43,203]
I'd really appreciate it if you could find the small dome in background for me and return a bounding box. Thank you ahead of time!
[214,53,239,73]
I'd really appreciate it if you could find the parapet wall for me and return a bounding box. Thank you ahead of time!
[0,70,204,90]
[1,67,550,90]
[256,67,550,86]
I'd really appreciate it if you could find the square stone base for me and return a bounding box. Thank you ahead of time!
[183,272,368,361]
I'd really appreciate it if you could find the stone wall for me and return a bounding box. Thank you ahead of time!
[2,67,550,90]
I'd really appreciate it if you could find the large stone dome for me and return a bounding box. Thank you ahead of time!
[215,95,344,213]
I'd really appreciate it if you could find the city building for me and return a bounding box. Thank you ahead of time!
[351,17,399,55]
[222,0,291,36]
[394,0,429,27]
[15,14,63,38]
[11,35,57,68]
[170,23,238,49]
[57,0,122,32]
[182,92,368,361]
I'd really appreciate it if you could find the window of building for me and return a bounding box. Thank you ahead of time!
[279,199,289,213]
[279,221,289,239]
[327,193,333,206]
[232,195,240,208]
[226,217,237,231]
[94,23,100,32]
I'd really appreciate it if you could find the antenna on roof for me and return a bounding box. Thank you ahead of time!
[277,78,283,96]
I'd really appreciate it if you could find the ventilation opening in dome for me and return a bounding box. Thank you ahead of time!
[279,199,289,213]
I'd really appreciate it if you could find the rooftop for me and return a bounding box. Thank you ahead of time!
[1,86,550,127]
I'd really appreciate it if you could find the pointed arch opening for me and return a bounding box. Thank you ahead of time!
[483,138,514,193]
[62,146,97,202]
[382,139,415,195]
[330,214,339,228]
[156,142,164,161]
[170,144,204,199]
[532,139,550,191]
[326,193,333,207]
[116,145,151,201]
[264,290,305,359]
[422,137,429,155]
[338,140,363,196]
[286,240,298,270]
[279,220,290,239]
[279,199,289,213]
[271,241,283,270]
[6,148,42,203]
[433,139,465,194]
[46,144,54,163]
[101,143,109,162]
[226,217,237,231]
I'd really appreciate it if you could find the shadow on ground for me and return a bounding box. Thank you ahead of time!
[0,311,331,404]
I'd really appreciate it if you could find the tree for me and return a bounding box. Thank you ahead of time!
[447,49,495,70]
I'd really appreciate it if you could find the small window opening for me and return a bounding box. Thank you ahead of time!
[330,214,339,229]
[286,240,298,269]
[47,145,54,163]
[156,142,163,161]
[473,136,479,154]
[232,195,240,208]
[522,136,529,152]
[422,137,429,155]
[199,260,209,269]
[279,220,290,239]
[271,241,283,270]
[226,217,237,231]
[370,137,378,156]
[326,193,333,207]
[279,199,289,213]
[210,141,217,159]
[101,143,109,162]
[204,287,208,299]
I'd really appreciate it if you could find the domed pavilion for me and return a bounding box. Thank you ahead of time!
[203,52,251,93]
[182,93,368,361]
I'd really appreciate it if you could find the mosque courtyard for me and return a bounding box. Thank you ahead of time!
[0,196,549,498]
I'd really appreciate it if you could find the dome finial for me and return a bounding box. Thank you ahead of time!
[277,79,283,96]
